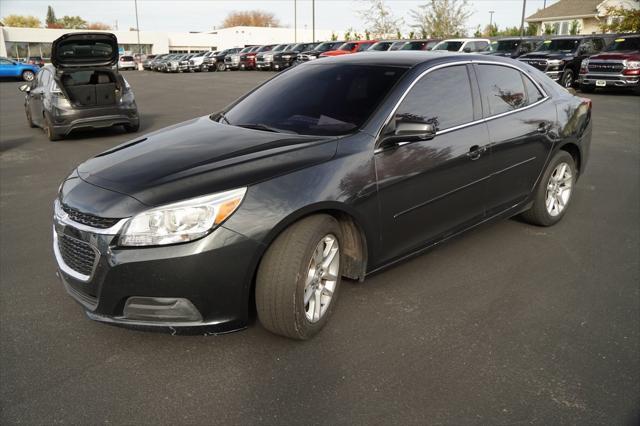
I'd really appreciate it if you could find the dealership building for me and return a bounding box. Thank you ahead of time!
[0,25,337,59]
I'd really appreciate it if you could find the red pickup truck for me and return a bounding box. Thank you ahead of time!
[320,40,377,57]
[579,35,640,93]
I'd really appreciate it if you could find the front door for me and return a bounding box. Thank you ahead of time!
[374,64,492,263]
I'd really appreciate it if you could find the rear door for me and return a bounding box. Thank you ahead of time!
[51,32,118,69]
[0,58,20,77]
[374,64,492,262]
[474,63,556,216]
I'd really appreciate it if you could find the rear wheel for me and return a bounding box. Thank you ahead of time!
[521,151,576,226]
[123,120,140,133]
[22,70,35,82]
[256,215,343,340]
[216,62,226,72]
[44,115,61,141]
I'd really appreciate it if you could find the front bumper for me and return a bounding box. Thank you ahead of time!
[579,73,640,88]
[53,200,262,334]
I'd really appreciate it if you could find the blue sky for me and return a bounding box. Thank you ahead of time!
[1,0,557,34]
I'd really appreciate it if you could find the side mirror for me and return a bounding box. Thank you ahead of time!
[18,84,30,93]
[463,47,472,53]
[379,120,436,151]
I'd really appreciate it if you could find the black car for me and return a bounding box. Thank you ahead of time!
[205,48,241,72]
[488,37,544,58]
[296,41,344,62]
[272,43,318,70]
[368,40,402,51]
[54,52,591,339]
[225,46,256,70]
[518,35,609,87]
[399,39,441,51]
[20,32,139,141]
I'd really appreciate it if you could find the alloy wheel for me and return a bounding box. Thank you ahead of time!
[303,234,339,323]
[23,71,35,82]
[545,162,573,217]
[563,72,573,88]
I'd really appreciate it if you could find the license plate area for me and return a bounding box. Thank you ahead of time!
[596,80,607,87]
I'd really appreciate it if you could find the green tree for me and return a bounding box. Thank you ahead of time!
[344,29,352,40]
[330,32,338,41]
[600,7,640,33]
[569,20,581,35]
[410,0,472,39]
[473,25,482,38]
[358,0,404,38]
[58,15,88,29]
[46,5,56,26]
[543,23,554,35]
[408,31,416,39]
[526,23,539,36]
[2,15,41,28]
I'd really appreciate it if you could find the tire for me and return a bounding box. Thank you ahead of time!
[561,69,575,88]
[44,115,61,141]
[22,70,35,82]
[580,84,595,93]
[521,151,576,226]
[25,106,36,128]
[256,214,343,340]
[216,63,226,72]
[123,120,140,133]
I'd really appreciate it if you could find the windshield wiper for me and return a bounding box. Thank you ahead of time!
[236,123,298,134]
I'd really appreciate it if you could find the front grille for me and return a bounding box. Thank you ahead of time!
[588,62,624,73]
[58,234,97,277]
[62,204,120,229]
[521,59,548,70]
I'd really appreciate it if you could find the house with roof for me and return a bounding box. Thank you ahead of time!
[525,0,639,35]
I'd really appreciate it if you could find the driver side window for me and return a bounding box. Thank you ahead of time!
[394,65,474,132]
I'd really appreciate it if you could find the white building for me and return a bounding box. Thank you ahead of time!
[0,26,338,59]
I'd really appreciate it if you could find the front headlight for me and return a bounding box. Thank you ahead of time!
[624,60,640,69]
[282,54,292,59]
[547,59,564,66]
[264,54,273,61]
[119,188,246,247]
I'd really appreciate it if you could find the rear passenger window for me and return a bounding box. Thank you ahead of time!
[395,65,474,131]
[477,65,527,116]
[522,75,545,105]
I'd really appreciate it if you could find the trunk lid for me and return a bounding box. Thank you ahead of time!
[51,32,119,69]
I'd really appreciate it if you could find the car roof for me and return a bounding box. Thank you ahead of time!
[308,50,481,67]
[441,38,490,42]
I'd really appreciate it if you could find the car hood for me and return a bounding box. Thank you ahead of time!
[588,51,640,61]
[76,116,338,208]
[321,50,351,57]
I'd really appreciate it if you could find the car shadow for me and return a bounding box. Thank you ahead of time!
[0,136,33,152]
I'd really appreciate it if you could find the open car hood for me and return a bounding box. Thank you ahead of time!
[51,32,119,68]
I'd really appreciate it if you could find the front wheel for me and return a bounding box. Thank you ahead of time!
[22,70,35,82]
[561,69,575,88]
[256,215,343,340]
[521,151,576,226]
[216,63,226,72]
[123,120,140,133]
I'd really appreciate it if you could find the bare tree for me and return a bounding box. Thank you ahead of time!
[221,10,280,28]
[358,0,404,38]
[410,0,472,38]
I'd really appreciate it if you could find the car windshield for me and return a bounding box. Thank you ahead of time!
[289,44,306,51]
[273,44,288,51]
[339,42,357,51]
[434,41,463,51]
[536,39,580,52]
[239,47,253,54]
[369,42,392,51]
[257,45,273,52]
[120,56,134,61]
[494,40,520,52]
[605,37,640,52]
[315,42,338,52]
[390,42,407,50]
[222,64,408,136]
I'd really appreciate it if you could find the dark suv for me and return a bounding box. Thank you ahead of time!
[296,41,344,62]
[272,43,318,70]
[205,48,240,72]
[488,37,544,58]
[579,34,640,93]
[519,35,609,87]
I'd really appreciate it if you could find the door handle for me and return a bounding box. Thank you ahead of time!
[467,145,486,160]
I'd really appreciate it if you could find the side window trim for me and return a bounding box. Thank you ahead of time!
[374,60,550,151]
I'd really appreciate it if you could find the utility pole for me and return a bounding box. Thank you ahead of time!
[134,0,142,64]
[294,0,297,43]
[489,10,495,28]
[519,0,527,38]
[312,0,315,42]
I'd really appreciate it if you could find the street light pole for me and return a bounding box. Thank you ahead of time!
[312,0,315,42]
[294,0,297,43]
[489,10,495,28]
[519,0,527,38]
[134,0,142,64]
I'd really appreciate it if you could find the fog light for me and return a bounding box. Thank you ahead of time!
[123,297,202,322]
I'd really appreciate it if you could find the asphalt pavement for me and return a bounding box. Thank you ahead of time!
[0,70,638,425]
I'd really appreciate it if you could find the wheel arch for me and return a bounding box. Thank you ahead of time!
[558,141,582,176]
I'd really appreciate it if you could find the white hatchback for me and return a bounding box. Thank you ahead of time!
[433,39,491,53]
[118,55,137,70]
